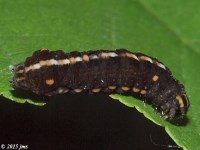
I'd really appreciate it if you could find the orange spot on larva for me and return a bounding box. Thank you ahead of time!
[140,90,147,95]
[45,79,54,85]
[92,88,101,93]
[132,87,140,92]
[121,86,130,91]
[74,89,82,93]
[152,75,159,81]
[108,86,117,90]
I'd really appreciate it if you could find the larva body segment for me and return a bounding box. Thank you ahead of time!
[11,48,189,120]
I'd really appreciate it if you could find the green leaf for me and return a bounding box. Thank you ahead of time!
[0,0,199,149]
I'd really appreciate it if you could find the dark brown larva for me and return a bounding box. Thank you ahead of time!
[11,48,189,120]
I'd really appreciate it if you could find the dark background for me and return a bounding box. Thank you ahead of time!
[0,94,182,150]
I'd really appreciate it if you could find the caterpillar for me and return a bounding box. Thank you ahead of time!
[11,48,189,120]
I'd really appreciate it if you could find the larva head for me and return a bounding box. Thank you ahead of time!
[10,63,30,91]
[161,93,189,120]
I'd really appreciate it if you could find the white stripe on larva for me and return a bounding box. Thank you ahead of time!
[40,60,48,66]
[70,57,76,64]
[33,64,41,69]
[26,58,71,72]
[176,95,184,108]
[16,69,24,74]
[83,54,89,61]
[125,53,139,61]
[147,58,153,63]
[100,52,118,58]
[109,52,118,57]
[90,55,99,59]
[25,51,164,73]
[16,77,25,81]
[58,59,70,65]
[132,54,139,61]
[50,59,58,65]
[40,48,48,51]
[139,56,153,63]
[100,52,108,58]
[25,66,32,72]
[75,57,82,62]
[157,62,166,70]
